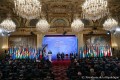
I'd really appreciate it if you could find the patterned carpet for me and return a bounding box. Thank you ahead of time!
[52,60,70,80]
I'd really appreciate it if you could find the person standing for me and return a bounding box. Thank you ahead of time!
[48,50,52,62]
[57,52,61,61]
[74,52,78,59]
[61,52,65,60]
[70,52,74,60]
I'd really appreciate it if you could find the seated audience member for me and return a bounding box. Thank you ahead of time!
[77,71,82,79]
[57,52,61,61]
[0,56,54,80]
[0,71,2,79]
[74,58,78,63]
[100,71,105,77]
[90,68,96,76]
[61,52,65,60]
[67,57,120,80]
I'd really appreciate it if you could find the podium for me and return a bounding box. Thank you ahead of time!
[48,51,52,62]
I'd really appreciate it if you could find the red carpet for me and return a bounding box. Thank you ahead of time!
[52,60,70,66]
[52,60,70,80]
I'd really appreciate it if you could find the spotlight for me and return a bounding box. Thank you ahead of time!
[111,30,116,34]
[63,31,67,35]
[8,33,10,36]
[90,31,93,34]
[116,27,120,32]
[30,31,36,35]
[113,30,116,34]
[2,32,10,36]
[0,29,2,33]
[2,33,4,36]
[107,31,111,35]
[114,32,116,34]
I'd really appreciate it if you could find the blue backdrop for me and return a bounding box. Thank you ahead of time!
[42,35,78,60]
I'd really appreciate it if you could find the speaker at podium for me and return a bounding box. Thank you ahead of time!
[48,50,52,62]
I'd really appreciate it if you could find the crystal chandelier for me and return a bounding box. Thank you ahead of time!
[103,18,118,31]
[36,18,50,33]
[71,18,84,32]
[114,27,120,37]
[14,0,42,20]
[0,18,16,33]
[82,0,109,21]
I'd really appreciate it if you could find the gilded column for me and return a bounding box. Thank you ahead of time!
[1,36,8,51]
[37,34,44,48]
[76,33,84,59]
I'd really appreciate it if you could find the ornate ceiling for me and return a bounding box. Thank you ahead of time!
[0,0,120,34]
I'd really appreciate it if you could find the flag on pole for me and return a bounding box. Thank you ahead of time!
[84,45,87,57]
[108,46,112,56]
[80,47,84,58]
[86,46,89,58]
[96,45,99,57]
[88,47,91,57]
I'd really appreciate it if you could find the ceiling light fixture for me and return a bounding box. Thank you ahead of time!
[71,18,84,32]
[116,27,120,32]
[0,18,16,33]
[14,0,42,20]
[103,17,118,31]
[82,0,109,21]
[36,18,50,33]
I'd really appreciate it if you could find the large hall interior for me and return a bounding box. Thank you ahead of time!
[0,0,120,80]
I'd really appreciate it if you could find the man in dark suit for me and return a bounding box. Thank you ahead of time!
[61,52,65,60]
[70,52,74,60]
[57,52,61,61]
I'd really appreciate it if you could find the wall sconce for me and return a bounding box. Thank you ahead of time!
[2,45,8,50]
[112,43,118,49]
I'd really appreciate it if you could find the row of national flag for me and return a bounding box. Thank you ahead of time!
[8,47,46,59]
[79,45,112,58]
